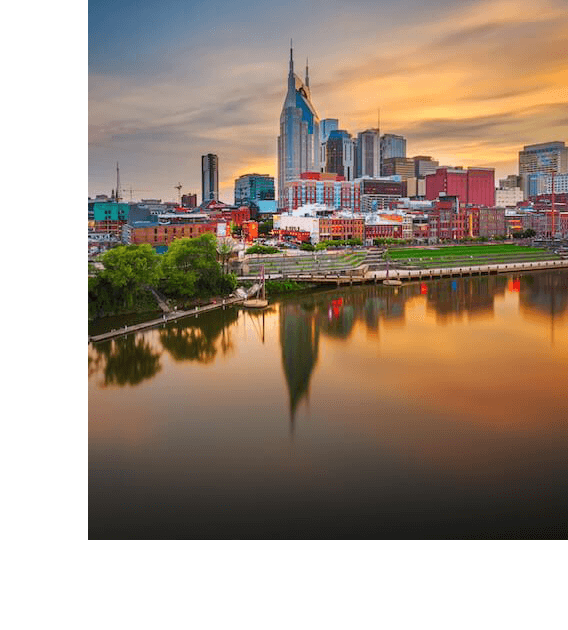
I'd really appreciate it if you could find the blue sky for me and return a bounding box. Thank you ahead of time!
[89,0,568,202]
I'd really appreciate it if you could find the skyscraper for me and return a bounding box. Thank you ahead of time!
[326,130,356,181]
[356,129,381,178]
[202,154,219,202]
[380,134,406,175]
[320,118,339,170]
[277,44,320,205]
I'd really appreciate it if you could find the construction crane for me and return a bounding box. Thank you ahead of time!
[174,182,183,204]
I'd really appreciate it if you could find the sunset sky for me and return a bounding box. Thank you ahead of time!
[89,0,568,203]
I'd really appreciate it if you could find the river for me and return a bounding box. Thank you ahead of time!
[89,270,568,539]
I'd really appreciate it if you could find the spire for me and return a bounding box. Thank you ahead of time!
[289,39,294,76]
[305,57,309,88]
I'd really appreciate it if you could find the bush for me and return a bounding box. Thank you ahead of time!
[265,279,305,295]
[246,245,279,255]
[300,243,315,251]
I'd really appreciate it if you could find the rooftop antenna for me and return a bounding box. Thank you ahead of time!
[305,57,309,88]
[377,107,381,133]
[115,162,121,202]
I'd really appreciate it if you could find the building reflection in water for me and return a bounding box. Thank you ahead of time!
[518,270,568,345]
[279,302,320,427]
[89,272,567,401]
[277,272,568,429]
[425,275,507,323]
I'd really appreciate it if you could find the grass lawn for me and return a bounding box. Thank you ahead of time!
[388,245,546,260]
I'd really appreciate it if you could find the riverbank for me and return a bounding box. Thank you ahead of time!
[89,259,568,341]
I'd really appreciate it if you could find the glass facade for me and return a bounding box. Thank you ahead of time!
[277,47,320,205]
[380,134,406,175]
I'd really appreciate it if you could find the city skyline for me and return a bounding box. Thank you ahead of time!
[89,0,568,202]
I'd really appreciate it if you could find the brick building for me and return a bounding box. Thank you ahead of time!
[425,167,495,206]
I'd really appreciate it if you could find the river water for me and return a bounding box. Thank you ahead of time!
[89,270,568,539]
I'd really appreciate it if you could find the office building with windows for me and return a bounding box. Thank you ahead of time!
[201,154,219,202]
[277,45,321,205]
[356,129,380,178]
[325,130,356,181]
[380,133,406,175]
[382,157,415,180]
[519,142,568,197]
[234,173,275,205]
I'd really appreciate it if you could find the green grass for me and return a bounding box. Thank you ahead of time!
[388,245,545,260]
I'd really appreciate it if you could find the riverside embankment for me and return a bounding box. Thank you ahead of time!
[89,258,568,342]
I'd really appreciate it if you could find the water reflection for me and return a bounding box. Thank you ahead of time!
[279,303,320,424]
[519,271,568,346]
[88,335,162,387]
[89,270,568,539]
[425,275,507,322]
[159,308,238,363]
[276,271,567,427]
[89,271,568,394]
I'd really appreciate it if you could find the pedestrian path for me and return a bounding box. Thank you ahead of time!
[89,296,245,344]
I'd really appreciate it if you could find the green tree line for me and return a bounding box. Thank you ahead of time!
[89,234,237,318]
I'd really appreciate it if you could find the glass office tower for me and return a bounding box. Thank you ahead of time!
[277,45,321,205]
[380,134,406,176]
[356,129,381,178]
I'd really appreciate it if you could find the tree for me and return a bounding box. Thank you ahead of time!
[162,234,236,298]
[97,244,162,309]
[217,240,233,274]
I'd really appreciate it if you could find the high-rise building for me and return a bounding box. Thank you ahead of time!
[320,118,339,170]
[321,119,339,144]
[382,157,415,180]
[380,134,406,175]
[325,130,356,180]
[356,129,380,178]
[518,142,568,197]
[234,174,275,205]
[277,45,321,205]
[201,154,219,202]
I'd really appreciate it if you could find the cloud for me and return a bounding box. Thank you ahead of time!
[89,0,568,201]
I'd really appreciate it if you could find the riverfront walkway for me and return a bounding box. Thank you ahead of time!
[89,296,245,344]
[285,258,568,286]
